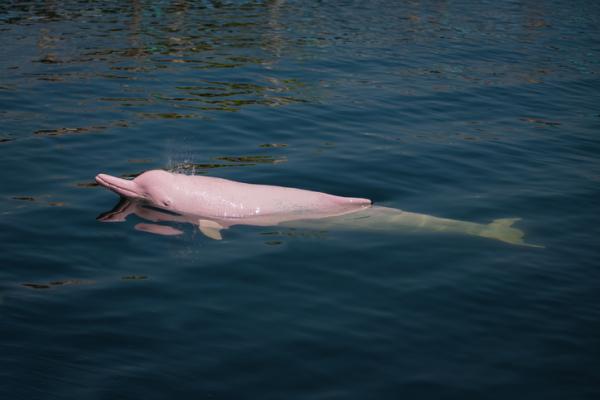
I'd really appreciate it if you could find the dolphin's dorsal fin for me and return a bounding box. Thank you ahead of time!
[198,220,224,240]
[489,217,521,228]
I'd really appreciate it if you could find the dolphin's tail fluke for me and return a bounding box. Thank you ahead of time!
[480,218,544,248]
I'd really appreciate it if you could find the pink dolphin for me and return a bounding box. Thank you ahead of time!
[95,169,371,239]
[95,170,542,247]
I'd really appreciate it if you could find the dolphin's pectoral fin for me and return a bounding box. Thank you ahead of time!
[198,220,225,240]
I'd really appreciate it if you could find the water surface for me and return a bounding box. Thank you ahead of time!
[1,1,599,399]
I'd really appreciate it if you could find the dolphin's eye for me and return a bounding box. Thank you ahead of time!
[162,199,172,207]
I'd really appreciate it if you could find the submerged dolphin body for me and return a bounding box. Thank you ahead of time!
[95,170,541,247]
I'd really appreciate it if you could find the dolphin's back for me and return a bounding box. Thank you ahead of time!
[172,173,372,219]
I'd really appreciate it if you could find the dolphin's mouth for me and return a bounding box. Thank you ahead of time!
[95,174,143,199]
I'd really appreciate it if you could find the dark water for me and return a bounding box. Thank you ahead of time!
[1,1,599,398]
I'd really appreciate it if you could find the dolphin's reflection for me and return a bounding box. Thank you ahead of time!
[98,197,330,240]
[97,197,543,247]
[98,198,200,237]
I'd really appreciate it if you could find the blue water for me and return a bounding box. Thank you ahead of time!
[1,1,600,398]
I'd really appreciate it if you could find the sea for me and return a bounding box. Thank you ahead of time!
[1,1,599,399]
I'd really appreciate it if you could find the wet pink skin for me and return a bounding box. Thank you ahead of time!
[95,170,372,228]
[95,171,541,247]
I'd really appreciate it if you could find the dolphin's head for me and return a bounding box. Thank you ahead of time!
[95,170,174,209]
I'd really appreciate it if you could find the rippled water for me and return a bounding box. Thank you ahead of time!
[1,1,599,398]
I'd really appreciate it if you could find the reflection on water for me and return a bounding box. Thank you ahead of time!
[96,191,542,247]
[1,0,313,126]
[34,126,107,136]
[1,0,596,144]
[22,279,94,290]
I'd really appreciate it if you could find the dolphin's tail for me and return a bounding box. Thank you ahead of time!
[480,218,544,248]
